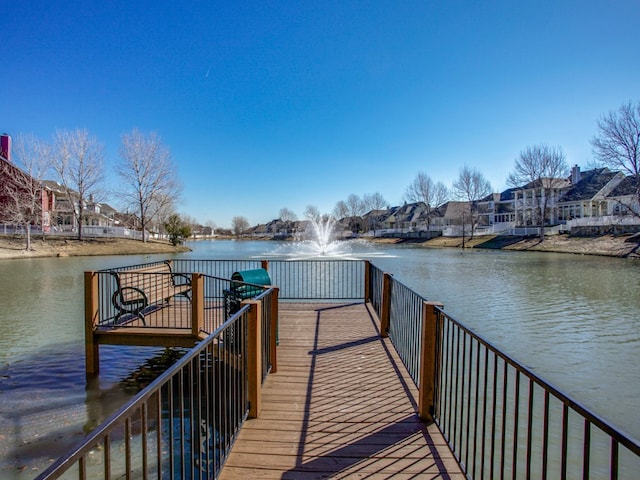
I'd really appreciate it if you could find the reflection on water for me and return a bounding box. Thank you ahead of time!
[0,253,177,478]
[0,240,638,477]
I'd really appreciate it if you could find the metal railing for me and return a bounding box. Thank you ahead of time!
[367,262,384,315]
[172,259,365,301]
[388,279,425,384]
[43,258,280,479]
[433,306,640,478]
[37,306,250,479]
[374,268,640,478]
[41,259,640,479]
[172,259,264,282]
[93,268,233,333]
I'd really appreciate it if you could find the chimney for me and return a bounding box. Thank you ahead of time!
[571,164,580,184]
[0,134,10,162]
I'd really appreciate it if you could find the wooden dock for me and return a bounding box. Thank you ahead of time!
[220,302,464,479]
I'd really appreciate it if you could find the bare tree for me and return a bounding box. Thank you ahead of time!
[332,200,349,220]
[363,192,387,211]
[404,172,450,230]
[231,216,250,236]
[51,129,104,240]
[453,166,492,239]
[345,194,365,217]
[118,129,182,242]
[1,134,52,249]
[154,201,177,240]
[278,207,297,237]
[304,205,321,221]
[205,219,217,236]
[507,144,569,240]
[279,207,297,223]
[591,100,640,216]
[362,192,388,234]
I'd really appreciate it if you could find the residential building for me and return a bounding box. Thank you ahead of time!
[556,166,624,222]
[477,188,517,228]
[605,175,640,217]
[512,177,570,227]
[0,135,54,231]
[41,181,116,232]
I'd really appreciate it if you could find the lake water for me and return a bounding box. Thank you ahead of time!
[0,239,638,477]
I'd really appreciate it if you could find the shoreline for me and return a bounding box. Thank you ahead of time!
[1,233,639,260]
[0,236,190,260]
[374,233,640,259]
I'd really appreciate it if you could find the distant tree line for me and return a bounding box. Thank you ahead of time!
[6,99,638,243]
[245,99,636,242]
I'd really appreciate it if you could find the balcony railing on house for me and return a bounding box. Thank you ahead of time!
[37,260,640,479]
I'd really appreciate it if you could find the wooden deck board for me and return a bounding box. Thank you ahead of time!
[220,302,463,479]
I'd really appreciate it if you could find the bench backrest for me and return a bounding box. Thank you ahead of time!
[115,263,175,297]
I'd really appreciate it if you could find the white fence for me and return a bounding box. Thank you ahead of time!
[0,224,146,241]
[565,215,640,228]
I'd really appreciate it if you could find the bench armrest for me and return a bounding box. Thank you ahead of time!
[172,273,191,287]
[112,286,149,312]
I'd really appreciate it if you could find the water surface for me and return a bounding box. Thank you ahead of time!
[0,240,638,477]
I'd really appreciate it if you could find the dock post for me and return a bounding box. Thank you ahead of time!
[84,271,100,374]
[363,261,371,303]
[191,273,204,337]
[419,301,443,422]
[245,300,262,419]
[270,287,279,373]
[380,273,392,337]
[261,259,269,270]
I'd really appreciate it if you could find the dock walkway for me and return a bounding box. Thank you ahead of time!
[221,302,463,479]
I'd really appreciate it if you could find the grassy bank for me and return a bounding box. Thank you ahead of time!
[394,233,640,258]
[0,236,190,260]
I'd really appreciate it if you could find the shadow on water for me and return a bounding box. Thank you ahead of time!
[0,343,187,478]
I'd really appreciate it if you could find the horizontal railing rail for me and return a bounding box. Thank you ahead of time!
[173,259,366,301]
[37,306,251,479]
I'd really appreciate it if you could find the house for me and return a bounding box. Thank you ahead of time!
[439,201,470,235]
[605,175,640,217]
[378,203,428,232]
[477,188,518,229]
[41,181,115,232]
[0,134,55,232]
[512,177,570,227]
[556,166,624,222]
[363,208,389,234]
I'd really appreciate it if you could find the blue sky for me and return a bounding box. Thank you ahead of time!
[2,1,639,228]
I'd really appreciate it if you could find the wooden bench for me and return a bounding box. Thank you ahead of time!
[110,261,191,325]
